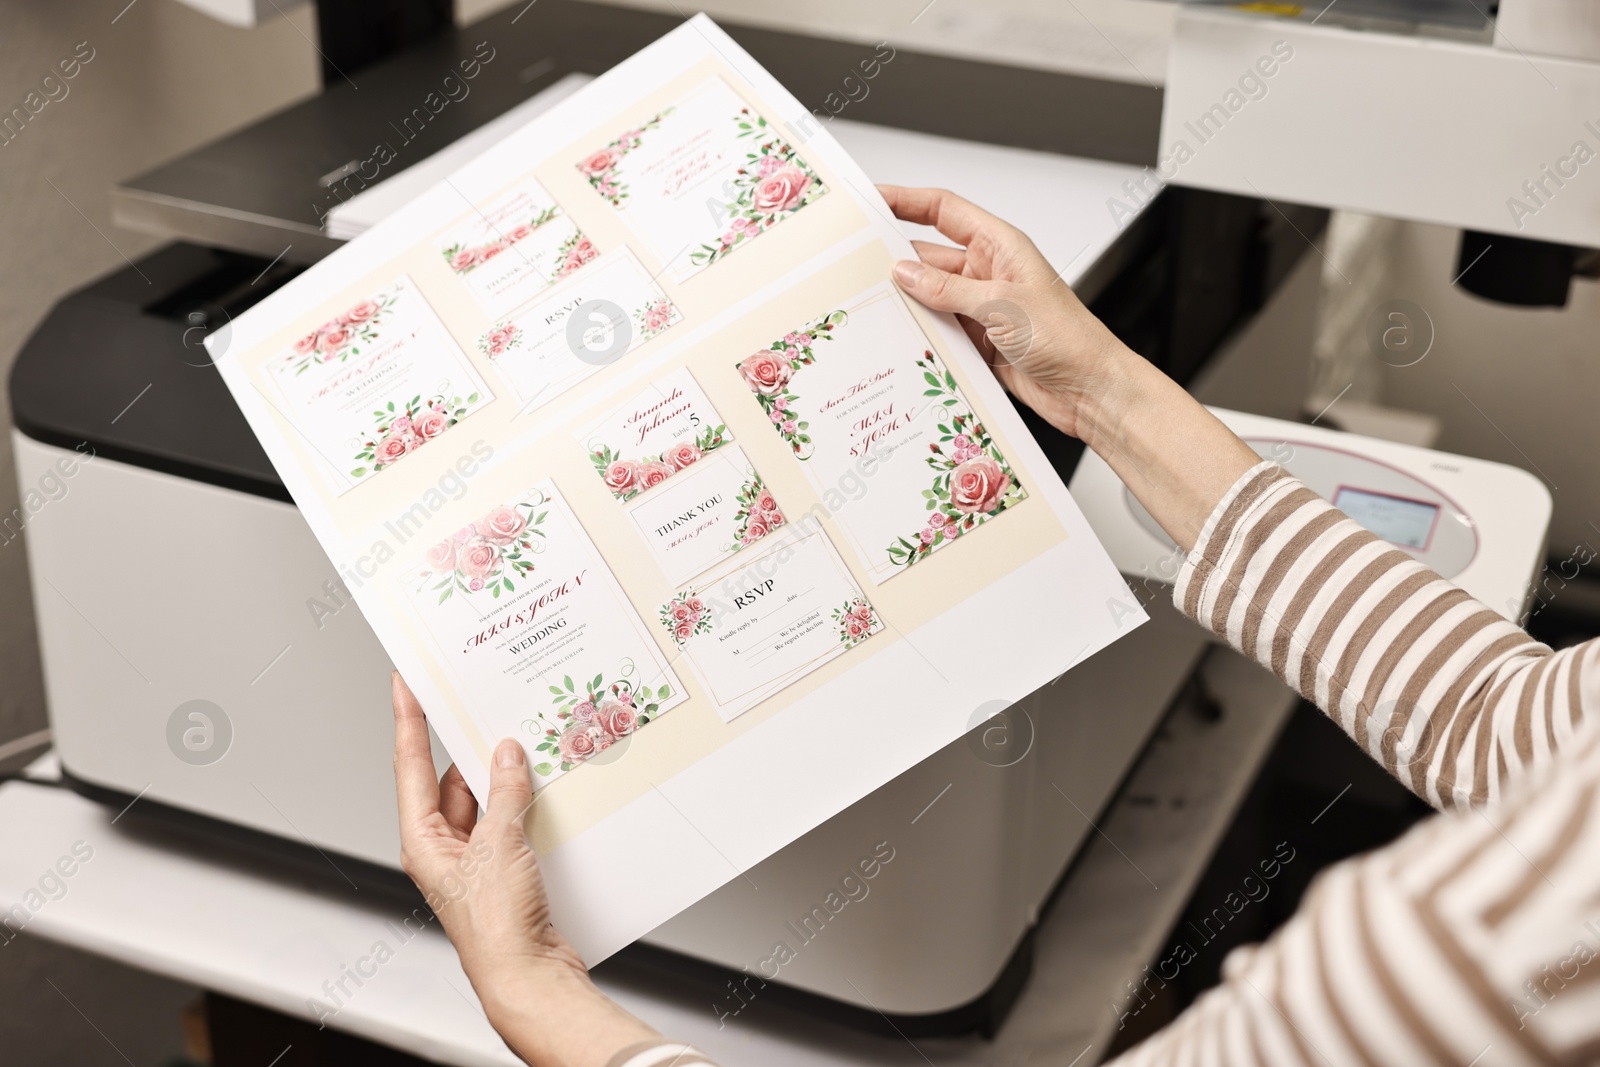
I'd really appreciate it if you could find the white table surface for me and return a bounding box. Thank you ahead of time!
[0,643,1294,1067]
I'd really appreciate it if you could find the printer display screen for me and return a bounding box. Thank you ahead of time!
[1333,487,1439,549]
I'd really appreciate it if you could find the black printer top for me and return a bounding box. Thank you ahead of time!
[10,243,295,501]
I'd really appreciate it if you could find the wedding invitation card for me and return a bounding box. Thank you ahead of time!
[737,281,1026,582]
[577,367,730,502]
[212,16,1140,965]
[625,444,785,585]
[266,275,492,494]
[576,73,826,280]
[400,482,685,786]
[660,518,877,721]
[434,176,596,318]
[476,248,680,414]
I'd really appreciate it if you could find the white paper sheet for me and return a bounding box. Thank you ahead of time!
[211,16,1144,963]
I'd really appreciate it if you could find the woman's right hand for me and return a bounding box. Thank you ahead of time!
[881,185,1261,551]
[878,184,1135,444]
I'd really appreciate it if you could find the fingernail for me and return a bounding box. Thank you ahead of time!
[496,740,525,769]
[893,260,925,288]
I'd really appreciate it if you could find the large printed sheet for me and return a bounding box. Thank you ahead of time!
[211,16,1144,962]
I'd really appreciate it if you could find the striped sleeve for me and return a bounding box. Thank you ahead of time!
[1101,462,1600,1066]
[1173,462,1598,812]
[1105,723,1600,1067]
[605,1042,720,1067]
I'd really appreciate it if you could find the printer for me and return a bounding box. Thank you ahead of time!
[8,0,1561,1039]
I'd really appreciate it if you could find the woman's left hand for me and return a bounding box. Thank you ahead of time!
[391,672,660,1066]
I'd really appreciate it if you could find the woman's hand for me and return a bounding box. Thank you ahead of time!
[391,673,660,1066]
[881,185,1260,551]
[878,184,1133,443]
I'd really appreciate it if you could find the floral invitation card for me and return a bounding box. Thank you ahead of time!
[434,176,596,318]
[576,74,826,280]
[474,248,680,414]
[737,281,1026,582]
[401,482,685,786]
[577,367,730,501]
[659,518,880,721]
[267,275,492,494]
[625,444,785,585]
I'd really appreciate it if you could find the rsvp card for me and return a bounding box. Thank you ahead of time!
[400,481,686,786]
[660,518,881,721]
[267,275,492,495]
[575,74,826,280]
[576,367,730,502]
[476,249,681,416]
[626,445,787,585]
[434,176,598,319]
[735,281,1026,582]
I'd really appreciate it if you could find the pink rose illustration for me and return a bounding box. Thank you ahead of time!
[949,456,1011,515]
[316,327,352,354]
[601,702,638,737]
[687,598,704,614]
[390,414,412,434]
[928,512,948,528]
[781,420,797,434]
[784,345,800,360]
[578,148,622,176]
[673,620,694,642]
[572,701,598,723]
[374,434,413,467]
[767,511,784,529]
[847,618,865,638]
[603,459,641,496]
[558,723,600,762]
[921,528,936,544]
[468,577,485,592]
[293,333,318,355]
[852,600,873,622]
[753,167,811,215]
[643,309,670,332]
[738,351,792,396]
[796,333,813,346]
[664,441,702,470]
[415,411,449,439]
[773,397,787,412]
[481,243,503,261]
[758,154,784,177]
[671,602,692,623]
[453,523,478,543]
[450,249,476,272]
[509,224,533,242]
[480,506,527,545]
[424,539,457,573]
[744,516,769,542]
[572,238,596,262]
[756,490,778,512]
[345,300,381,323]
[637,461,673,490]
[769,410,784,424]
[459,539,502,582]
[617,691,634,706]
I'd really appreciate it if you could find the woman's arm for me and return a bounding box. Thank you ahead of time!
[879,185,1262,553]
[390,674,681,1066]
[882,185,1596,808]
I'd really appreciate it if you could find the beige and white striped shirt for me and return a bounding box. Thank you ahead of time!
[1111,462,1600,1067]
[618,462,1600,1066]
